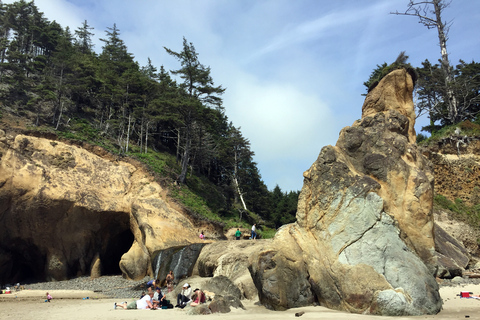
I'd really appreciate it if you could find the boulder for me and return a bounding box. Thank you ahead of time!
[0,134,221,283]
[208,298,231,313]
[195,240,268,299]
[202,275,242,301]
[186,304,212,315]
[208,295,245,313]
[434,222,470,278]
[151,243,205,284]
[249,69,442,315]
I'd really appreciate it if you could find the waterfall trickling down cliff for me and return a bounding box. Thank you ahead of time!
[151,243,205,282]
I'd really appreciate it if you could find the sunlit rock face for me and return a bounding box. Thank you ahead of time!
[249,69,442,316]
[0,131,218,283]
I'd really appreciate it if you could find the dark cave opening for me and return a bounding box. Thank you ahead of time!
[0,207,135,284]
[101,228,134,275]
[0,240,45,285]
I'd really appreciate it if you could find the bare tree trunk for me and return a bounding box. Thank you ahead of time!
[234,150,248,212]
[433,0,458,123]
[126,113,131,153]
[391,0,458,123]
[55,100,63,130]
[178,125,191,184]
[176,128,181,163]
[145,121,149,154]
[140,119,143,152]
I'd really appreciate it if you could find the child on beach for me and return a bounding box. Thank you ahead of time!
[46,292,52,302]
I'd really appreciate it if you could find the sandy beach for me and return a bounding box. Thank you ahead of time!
[1,284,480,320]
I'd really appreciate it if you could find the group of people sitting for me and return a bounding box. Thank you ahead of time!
[115,286,167,310]
[114,271,206,310]
[175,283,206,308]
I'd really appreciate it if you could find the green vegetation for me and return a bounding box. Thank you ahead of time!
[434,195,480,231]
[417,119,480,146]
[363,51,417,94]
[0,0,298,233]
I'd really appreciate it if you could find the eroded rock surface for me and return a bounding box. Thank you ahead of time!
[249,69,442,315]
[0,131,218,282]
[195,240,269,300]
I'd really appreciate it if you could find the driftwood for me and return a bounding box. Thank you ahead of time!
[437,135,480,156]
[463,272,480,279]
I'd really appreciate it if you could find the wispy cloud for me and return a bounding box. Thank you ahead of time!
[247,1,392,64]
[2,0,479,191]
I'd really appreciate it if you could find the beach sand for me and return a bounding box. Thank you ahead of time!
[1,284,480,320]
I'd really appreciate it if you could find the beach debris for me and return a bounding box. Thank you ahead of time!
[295,311,305,317]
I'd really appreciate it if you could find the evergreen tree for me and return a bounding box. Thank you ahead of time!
[417,59,480,130]
[98,23,139,151]
[75,20,94,54]
[164,37,225,184]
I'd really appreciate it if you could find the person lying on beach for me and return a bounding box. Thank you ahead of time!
[461,292,480,299]
[115,292,155,310]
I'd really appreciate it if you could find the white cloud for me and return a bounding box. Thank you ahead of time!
[2,0,478,191]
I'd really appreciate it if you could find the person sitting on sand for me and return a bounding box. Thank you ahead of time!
[190,288,206,307]
[153,287,166,308]
[199,231,205,240]
[165,270,174,293]
[176,283,192,308]
[46,292,52,302]
[115,292,155,310]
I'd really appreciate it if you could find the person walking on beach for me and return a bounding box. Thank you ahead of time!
[251,224,256,240]
[235,228,242,240]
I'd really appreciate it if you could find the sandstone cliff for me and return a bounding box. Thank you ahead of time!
[248,69,442,316]
[0,130,220,283]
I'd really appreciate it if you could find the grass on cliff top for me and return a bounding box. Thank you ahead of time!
[417,120,480,145]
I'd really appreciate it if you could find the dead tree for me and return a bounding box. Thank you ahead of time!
[391,0,459,123]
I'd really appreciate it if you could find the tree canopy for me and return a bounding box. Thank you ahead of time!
[0,0,299,232]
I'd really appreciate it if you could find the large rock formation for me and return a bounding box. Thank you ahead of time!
[194,239,269,299]
[249,69,442,315]
[0,131,220,283]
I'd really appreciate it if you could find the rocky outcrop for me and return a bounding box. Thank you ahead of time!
[434,222,470,278]
[194,240,269,299]
[249,69,442,316]
[423,136,480,258]
[0,130,220,283]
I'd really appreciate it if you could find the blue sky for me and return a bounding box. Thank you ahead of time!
[6,0,479,192]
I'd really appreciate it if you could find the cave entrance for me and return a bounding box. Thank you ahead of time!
[0,239,45,285]
[101,228,134,275]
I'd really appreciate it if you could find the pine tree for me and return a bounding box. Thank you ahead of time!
[74,20,94,54]
[164,37,225,184]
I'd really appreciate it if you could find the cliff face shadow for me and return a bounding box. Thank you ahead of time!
[0,201,134,284]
